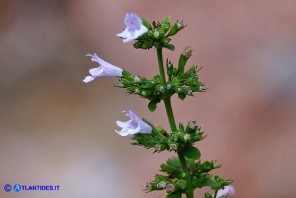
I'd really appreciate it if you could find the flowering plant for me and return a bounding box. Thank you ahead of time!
[83,12,234,198]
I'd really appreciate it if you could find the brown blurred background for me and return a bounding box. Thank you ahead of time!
[0,0,296,197]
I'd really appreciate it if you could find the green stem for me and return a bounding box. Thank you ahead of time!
[156,47,166,85]
[156,47,194,198]
[214,190,218,198]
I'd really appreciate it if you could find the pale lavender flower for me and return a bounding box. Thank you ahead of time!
[216,185,235,198]
[116,12,148,43]
[83,53,123,83]
[115,110,152,136]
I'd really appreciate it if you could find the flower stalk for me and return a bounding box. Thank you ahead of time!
[157,47,194,198]
[83,12,234,198]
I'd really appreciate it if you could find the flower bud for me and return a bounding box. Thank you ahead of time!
[176,21,185,29]
[182,45,193,58]
[135,88,141,94]
[168,21,185,36]
[165,184,175,193]
[187,89,193,96]
[213,160,219,168]
[153,30,160,39]
[199,85,204,91]
[188,121,197,130]
[154,144,162,152]
[169,144,177,151]
[166,83,172,90]
[145,182,152,191]
[133,75,141,83]
[157,181,166,189]
[182,134,191,142]
[157,85,165,92]
[176,180,186,190]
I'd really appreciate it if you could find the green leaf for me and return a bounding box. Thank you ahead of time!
[166,192,182,198]
[160,157,182,175]
[148,99,159,112]
[164,44,175,51]
[178,93,186,100]
[183,146,201,160]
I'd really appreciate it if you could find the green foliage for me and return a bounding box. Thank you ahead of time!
[166,192,182,198]
[119,64,204,109]
[148,99,160,112]
[210,176,233,191]
[118,15,233,198]
[183,146,201,160]
[133,17,186,51]
[160,157,183,176]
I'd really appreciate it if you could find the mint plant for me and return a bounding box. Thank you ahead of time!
[83,12,235,198]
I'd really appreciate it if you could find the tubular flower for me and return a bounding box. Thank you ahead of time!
[116,12,148,43]
[83,53,123,83]
[216,185,235,198]
[115,110,152,136]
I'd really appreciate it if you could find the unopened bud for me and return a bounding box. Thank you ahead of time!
[188,121,197,130]
[154,144,161,152]
[213,160,218,168]
[176,20,185,29]
[182,46,193,58]
[133,75,141,83]
[183,134,191,142]
[153,30,160,39]
[169,144,177,151]
[199,85,204,91]
[157,181,166,189]
[168,20,185,36]
[135,88,141,94]
[145,182,152,191]
[165,184,175,193]
[166,83,172,90]
[187,90,193,96]
[158,85,165,92]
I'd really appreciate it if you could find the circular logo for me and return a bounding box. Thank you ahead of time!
[4,184,12,192]
[13,184,21,192]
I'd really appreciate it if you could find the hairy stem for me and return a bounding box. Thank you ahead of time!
[156,47,194,198]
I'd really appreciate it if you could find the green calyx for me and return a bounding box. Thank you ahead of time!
[146,157,231,198]
[133,17,186,51]
[132,122,205,154]
[119,63,205,112]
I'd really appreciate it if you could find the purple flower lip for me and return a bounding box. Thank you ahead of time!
[83,53,123,83]
[117,12,148,43]
[115,110,152,136]
[216,185,235,198]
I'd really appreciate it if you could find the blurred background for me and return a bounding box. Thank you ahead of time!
[0,0,296,197]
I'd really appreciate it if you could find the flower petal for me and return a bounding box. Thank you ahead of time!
[83,76,95,83]
[117,12,148,43]
[217,185,235,198]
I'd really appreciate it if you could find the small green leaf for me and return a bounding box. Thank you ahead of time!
[164,44,175,51]
[183,146,201,160]
[178,93,186,100]
[166,192,182,198]
[160,157,182,175]
[148,99,159,112]
[142,18,152,30]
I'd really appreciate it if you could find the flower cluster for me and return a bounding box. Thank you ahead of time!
[119,63,205,112]
[132,121,205,153]
[83,12,234,198]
